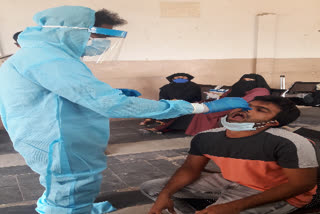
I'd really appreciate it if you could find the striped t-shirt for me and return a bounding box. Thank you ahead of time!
[189,127,319,207]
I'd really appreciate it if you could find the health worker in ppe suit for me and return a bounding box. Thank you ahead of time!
[0,6,250,214]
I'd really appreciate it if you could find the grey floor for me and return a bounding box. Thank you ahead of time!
[0,148,189,213]
[0,107,319,214]
[0,119,188,214]
[0,119,187,156]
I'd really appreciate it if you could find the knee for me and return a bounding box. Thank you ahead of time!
[140,178,169,198]
[140,180,155,196]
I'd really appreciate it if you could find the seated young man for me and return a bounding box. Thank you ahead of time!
[185,73,271,135]
[140,96,319,214]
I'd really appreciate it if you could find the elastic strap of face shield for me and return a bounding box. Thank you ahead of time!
[89,27,127,38]
[42,26,127,38]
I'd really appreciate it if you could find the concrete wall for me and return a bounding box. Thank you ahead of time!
[1,0,320,58]
[0,0,319,99]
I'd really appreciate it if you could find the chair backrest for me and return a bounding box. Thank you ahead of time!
[270,89,287,96]
[287,82,320,94]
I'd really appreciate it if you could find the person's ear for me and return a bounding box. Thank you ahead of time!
[265,120,279,127]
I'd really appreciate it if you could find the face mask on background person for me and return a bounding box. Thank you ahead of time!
[83,38,111,56]
[173,78,189,83]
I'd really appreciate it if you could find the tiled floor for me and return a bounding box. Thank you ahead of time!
[0,118,189,214]
[0,148,188,214]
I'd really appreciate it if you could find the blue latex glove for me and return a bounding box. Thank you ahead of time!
[117,88,142,97]
[204,97,251,113]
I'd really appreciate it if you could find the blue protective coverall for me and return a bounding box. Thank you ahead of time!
[0,6,193,214]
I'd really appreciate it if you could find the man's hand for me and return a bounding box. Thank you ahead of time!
[148,194,176,214]
[195,203,240,214]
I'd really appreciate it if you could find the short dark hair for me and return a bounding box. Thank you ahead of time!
[253,95,300,127]
[94,9,127,27]
[13,31,22,42]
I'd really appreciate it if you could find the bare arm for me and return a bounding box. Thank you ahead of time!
[196,167,318,214]
[161,155,210,196]
[148,155,210,214]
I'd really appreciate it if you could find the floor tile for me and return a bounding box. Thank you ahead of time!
[17,174,44,201]
[147,159,180,176]
[0,205,37,214]
[0,165,34,176]
[108,161,166,187]
[155,150,183,158]
[109,132,165,144]
[0,130,12,144]
[0,186,23,204]
[174,148,190,155]
[0,143,16,155]
[113,150,181,163]
[110,128,139,136]
[100,169,128,193]
[0,175,18,187]
[113,152,162,163]
[172,158,186,167]
[106,156,123,166]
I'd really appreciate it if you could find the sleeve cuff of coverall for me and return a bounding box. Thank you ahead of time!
[191,103,209,114]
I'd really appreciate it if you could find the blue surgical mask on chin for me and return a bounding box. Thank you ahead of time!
[220,115,256,131]
[82,38,111,56]
[173,78,189,83]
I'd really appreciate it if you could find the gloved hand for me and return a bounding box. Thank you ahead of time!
[117,88,142,97]
[203,97,251,113]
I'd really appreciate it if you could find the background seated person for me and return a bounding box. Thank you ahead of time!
[141,96,318,214]
[140,73,202,128]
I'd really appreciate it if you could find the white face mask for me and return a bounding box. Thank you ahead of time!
[221,115,256,131]
[83,38,111,56]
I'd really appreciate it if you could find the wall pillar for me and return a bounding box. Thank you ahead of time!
[255,13,278,87]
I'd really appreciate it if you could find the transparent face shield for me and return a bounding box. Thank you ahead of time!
[42,25,127,63]
[82,27,127,63]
